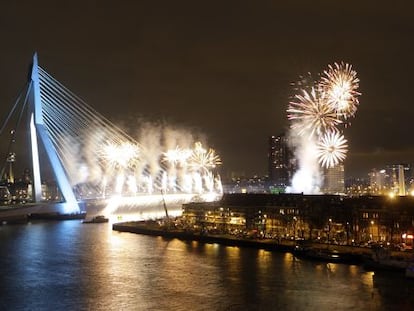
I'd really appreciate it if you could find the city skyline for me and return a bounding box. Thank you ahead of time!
[1,1,414,179]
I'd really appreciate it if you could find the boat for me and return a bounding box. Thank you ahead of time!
[292,238,364,264]
[292,245,359,264]
[363,246,411,272]
[82,215,109,224]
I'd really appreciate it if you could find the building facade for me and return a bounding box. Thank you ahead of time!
[323,164,345,194]
[268,133,296,189]
[182,193,414,247]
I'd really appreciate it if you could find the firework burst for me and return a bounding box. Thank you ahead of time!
[99,141,140,170]
[286,61,360,193]
[320,62,360,119]
[287,87,342,137]
[163,146,192,166]
[316,131,348,169]
[189,142,221,173]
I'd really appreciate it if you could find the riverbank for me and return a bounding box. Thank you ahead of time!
[113,221,294,252]
[112,220,410,265]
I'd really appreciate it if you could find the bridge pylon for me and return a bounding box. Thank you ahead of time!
[27,53,79,213]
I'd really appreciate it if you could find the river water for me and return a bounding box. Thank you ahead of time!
[0,219,413,311]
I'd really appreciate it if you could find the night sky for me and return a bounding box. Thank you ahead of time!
[1,0,413,179]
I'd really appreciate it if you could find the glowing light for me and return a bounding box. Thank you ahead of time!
[316,131,348,168]
[320,62,360,119]
[163,146,192,166]
[189,142,222,173]
[287,87,341,138]
[286,61,361,194]
[100,141,139,169]
[94,140,223,203]
[102,192,221,217]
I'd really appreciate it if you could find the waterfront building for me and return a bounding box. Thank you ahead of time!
[8,180,32,203]
[182,193,414,246]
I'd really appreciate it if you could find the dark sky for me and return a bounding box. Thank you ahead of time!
[1,0,413,178]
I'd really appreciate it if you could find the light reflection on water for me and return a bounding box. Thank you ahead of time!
[0,220,413,311]
[86,201,183,224]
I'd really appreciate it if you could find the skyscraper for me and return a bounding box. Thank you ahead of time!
[369,169,387,194]
[323,164,345,194]
[268,133,296,188]
[386,164,410,195]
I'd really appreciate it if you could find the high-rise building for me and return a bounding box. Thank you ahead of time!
[386,164,410,195]
[268,133,296,187]
[323,164,345,194]
[369,169,387,194]
[369,164,411,195]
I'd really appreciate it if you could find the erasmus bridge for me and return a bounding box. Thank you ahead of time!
[0,54,222,219]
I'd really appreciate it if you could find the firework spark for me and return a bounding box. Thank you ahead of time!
[189,142,222,173]
[316,131,348,169]
[100,141,140,169]
[287,87,342,137]
[320,62,360,119]
[163,146,192,166]
[286,61,360,194]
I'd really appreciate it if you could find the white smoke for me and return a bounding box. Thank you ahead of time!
[59,119,222,199]
[286,130,322,194]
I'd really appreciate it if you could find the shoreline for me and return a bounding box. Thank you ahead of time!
[113,221,294,251]
[112,220,395,265]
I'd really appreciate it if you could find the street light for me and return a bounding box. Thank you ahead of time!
[346,222,350,245]
[328,218,332,244]
[293,216,297,239]
[370,220,375,241]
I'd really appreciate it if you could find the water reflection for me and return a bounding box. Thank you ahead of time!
[1,221,413,310]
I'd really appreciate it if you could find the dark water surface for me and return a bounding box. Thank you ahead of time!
[1,220,413,310]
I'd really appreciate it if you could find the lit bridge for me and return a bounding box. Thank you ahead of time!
[0,54,222,220]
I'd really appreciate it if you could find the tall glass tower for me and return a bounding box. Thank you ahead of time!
[268,133,296,188]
